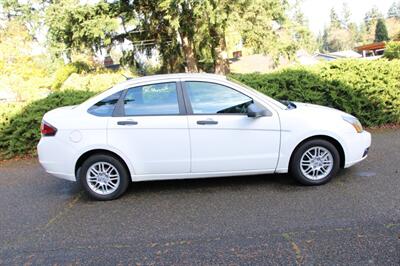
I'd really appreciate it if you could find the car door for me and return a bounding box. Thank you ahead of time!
[107,81,190,177]
[183,80,280,173]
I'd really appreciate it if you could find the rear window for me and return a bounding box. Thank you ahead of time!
[87,91,123,117]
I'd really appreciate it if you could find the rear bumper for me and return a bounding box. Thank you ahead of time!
[42,169,76,181]
[343,130,371,168]
[37,136,77,182]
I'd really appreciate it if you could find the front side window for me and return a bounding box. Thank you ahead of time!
[88,91,122,117]
[123,82,180,116]
[186,81,252,114]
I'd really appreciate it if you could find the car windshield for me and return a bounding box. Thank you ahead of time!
[227,77,288,109]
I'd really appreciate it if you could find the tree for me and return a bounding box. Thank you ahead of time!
[329,8,341,28]
[198,0,237,74]
[288,0,317,52]
[45,0,118,62]
[384,41,400,59]
[0,20,33,75]
[364,7,383,31]
[323,27,355,52]
[2,0,310,74]
[385,17,400,39]
[341,3,351,28]
[387,2,400,18]
[321,5,359,52]
[374,19,390,42]
[234,0,300,62]
[0,0,50,38]
[159,0,199,72]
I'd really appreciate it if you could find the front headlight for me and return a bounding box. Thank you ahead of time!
[342,115,363,133]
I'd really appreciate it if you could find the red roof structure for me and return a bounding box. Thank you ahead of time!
[355,40,399,57]
[355,42,386,52]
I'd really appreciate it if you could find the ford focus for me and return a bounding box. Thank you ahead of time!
[38,74,371,200]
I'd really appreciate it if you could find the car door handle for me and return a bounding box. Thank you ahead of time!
[117,121,138,126]
[197,120,218,125]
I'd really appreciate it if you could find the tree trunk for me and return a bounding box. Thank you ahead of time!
[213,34,230,75]
[63,50,72,64]
[180,32,198,73]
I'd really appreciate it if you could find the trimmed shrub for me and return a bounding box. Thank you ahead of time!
[61,72,127,92]
[384,41,400,60]
[231,59,400,127]
[51,61,91,90]
[0,90,95,158]
[0,103,24,128]
[1,59,399,159]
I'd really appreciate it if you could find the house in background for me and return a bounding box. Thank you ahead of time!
[230,49,364,73]
[328,50,362,58]
[298,50,362,65]
[103,55,120,70]
[355,42,386,58]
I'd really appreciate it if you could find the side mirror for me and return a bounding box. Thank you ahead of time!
[247,103,270,118]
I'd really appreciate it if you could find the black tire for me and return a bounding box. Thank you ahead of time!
[290,139,340,185]
[79,154,130,200]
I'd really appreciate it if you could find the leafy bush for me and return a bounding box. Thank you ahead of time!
[1,59,400,159]
[51,61,91,90]
[0,103,24,127]
[231,59,400,126]
[384,41,400,60]
[0,90,95,158]
[0,70,133,158]
[0,75,52,102]
[61,71,128,92]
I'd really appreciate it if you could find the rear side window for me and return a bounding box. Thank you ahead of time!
[88,91,122,117]
[123,82,180,116]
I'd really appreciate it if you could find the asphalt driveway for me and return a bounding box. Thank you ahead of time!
[0,129,399,265]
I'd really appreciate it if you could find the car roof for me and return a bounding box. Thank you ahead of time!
[119,73,227,87]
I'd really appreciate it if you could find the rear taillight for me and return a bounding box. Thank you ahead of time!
[40,121,57,136]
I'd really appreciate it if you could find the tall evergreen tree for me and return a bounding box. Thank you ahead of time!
[341,3,351,27]
[329,8,341,28]
[374,18,390,42]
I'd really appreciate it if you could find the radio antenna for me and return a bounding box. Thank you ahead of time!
[121,73,133,80]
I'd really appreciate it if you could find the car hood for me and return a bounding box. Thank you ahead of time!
[292,102,347,116]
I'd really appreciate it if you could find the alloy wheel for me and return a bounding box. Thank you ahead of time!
[300,146,334,180]
[86,162,120,195]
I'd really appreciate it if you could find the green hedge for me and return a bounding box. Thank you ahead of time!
[231,59,400,127]
[51,61,91,90]
[0,59,399,159]
[0,90,95,158]
[61,72,127,92]
[384,41,400,60]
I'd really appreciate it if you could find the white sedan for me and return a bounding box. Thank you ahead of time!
[38,73,371,200]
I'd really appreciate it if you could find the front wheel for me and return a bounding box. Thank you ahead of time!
[290,139,340,185]
[79,154,130,200]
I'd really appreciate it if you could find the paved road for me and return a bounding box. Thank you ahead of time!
[0,129,399,265]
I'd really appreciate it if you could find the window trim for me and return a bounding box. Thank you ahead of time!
[182,80,258,116]
[112,81,187,117]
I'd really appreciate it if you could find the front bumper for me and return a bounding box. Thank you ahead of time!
[344,130,371,168]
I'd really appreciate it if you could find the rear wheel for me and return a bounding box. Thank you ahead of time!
[79,154,129,200]
[290,139,340,185]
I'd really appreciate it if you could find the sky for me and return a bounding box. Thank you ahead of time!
[300,0,394,35]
